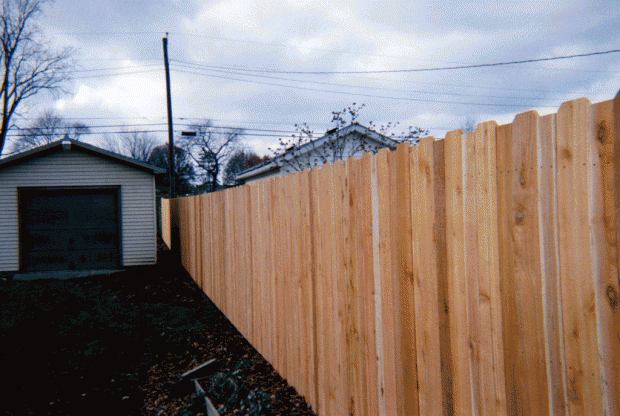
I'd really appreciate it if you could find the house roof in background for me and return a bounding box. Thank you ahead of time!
[0,139,167,175]
[236,123,398,181]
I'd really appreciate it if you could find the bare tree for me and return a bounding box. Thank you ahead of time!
[269,104,370,172]
[223,149,269,186]
[270,103,429,172]
[9,109,90,153]
[460,115,479,133]
[178,120,243,193]
[0,0,74,155]
[147,144,195,197]
[100,129,159,162]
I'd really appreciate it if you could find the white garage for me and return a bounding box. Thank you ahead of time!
[0,139,166,272]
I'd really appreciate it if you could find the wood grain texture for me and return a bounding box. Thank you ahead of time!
[444,129,472,415]
[376,148,397,416]
[537,113,569,416]
[474,121,507,415]
[463,130,484,415]
[359,152,379,416]
[557,98,604,415]
[345,155,364,416]
[511,110,550,414]
[588,99,620,414]
[165,92,620,416]
[432,139,453,416]
[411,138,439,416]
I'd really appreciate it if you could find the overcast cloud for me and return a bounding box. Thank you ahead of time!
[8,0,620,155]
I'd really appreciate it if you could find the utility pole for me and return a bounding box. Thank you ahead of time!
[163,33,175,198]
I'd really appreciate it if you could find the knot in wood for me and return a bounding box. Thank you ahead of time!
[515,210,525,224]
[607,285,618,310]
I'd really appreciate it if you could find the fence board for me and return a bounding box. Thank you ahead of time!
[557,98,604,415]
[444,129,472,415]
[387,146,405,416]
[159,93,620,416]
[375,148,398,416]
[475,121,507,415]
[432,139,452,416]
[312,164,331,414]
[588,99,620,415]
[298,169,317,407]
[511,110,550,414]
[538,113,568,415]
[344,155,364,416]
[333,160,348,414]
[360,152,379,416]
[463,130,484,414]
[411,137,439,416]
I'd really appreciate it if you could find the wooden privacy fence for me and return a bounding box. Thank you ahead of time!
[161,93,620,416]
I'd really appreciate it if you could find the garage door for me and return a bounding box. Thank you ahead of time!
[20,188,120,272]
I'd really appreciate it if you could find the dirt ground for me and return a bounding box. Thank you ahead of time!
[0,241,316,415]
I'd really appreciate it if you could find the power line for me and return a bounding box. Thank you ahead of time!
[71,68,161,79]
[70,59,584,95]
[58,31,167,36]
[4,129,171,137]
[72,64,163,73]
[179,48,620,75]
[6,121,301,135]
[170,61,565,102]
[172,67,559,108]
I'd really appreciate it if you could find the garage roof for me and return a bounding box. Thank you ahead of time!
[0,139,167,175]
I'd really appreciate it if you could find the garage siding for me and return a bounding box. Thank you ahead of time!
[0,151,157,272]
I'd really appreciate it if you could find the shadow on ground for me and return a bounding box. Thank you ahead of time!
[0,242,315,416]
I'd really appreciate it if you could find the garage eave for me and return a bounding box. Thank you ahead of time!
[0,139,166,175]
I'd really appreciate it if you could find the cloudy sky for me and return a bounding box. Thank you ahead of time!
[10,0,620,156]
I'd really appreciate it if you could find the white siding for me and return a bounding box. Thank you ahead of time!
[244,133,386,184]
[0,151,157,271]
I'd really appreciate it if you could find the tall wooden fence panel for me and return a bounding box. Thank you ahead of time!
[161,93,620,416]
